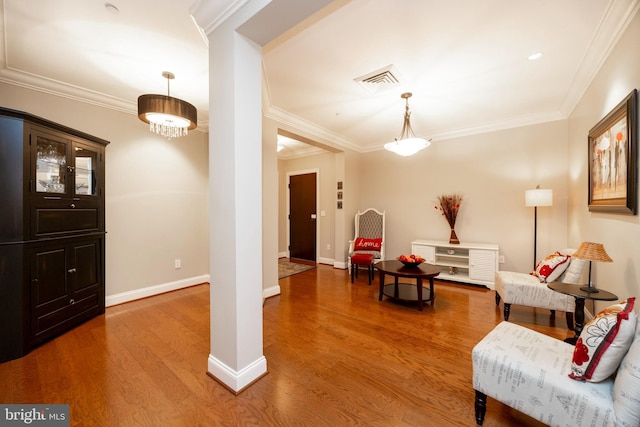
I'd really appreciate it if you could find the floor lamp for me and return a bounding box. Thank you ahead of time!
[525,185,553,269]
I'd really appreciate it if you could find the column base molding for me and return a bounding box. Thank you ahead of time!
[207,354,268,395]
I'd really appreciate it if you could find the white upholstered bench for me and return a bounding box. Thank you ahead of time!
[472,320,640,426]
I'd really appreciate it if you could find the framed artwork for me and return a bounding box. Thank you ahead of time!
[588,89,637,214]
[337,191,343,200]
[337,181,343,190]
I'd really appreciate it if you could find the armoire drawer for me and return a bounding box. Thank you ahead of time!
[31,205,101,238]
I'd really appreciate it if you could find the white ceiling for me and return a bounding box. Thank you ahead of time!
[1,0,638,156]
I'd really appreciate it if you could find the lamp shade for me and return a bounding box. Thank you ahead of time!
[572,242,613,262]
[525,188,553,207]
[138,95,197,136]
[384,92,431,157]
[384,138,430,156]
[137,71,197,139]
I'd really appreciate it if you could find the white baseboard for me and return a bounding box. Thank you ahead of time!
[105,274,210,307]
[207,354,267,393]
[263,284,281,299]
[280,253,342,268]
[584,307,594,321]
[334,261,347,269]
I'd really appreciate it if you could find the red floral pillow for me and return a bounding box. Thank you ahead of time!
[530,251,571,283]
[354,237,382,251]
[569,297,636,382]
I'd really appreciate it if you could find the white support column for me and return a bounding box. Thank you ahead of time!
[191,0,335,394]
[204,11,266,394]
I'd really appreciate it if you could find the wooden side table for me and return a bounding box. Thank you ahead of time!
[547,282,618,345]
[375,260,440,311]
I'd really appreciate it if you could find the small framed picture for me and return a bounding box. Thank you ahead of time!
[337,201,342,209]
[337,191,342,200]
[337,181,343,190]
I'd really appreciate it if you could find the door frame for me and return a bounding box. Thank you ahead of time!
[286,168,320,262]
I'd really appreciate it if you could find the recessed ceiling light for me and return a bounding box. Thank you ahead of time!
[105,3,120,14]
[528,52,543,61]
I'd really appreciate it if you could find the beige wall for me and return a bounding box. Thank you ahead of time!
[276,139,361,268]
[262,118,280,297]
[567,9,640,310]
[338,150,360,266]
[0,82,210,302]
[276,120,572,274]
[278,151,336,264]
[358,120,570,273]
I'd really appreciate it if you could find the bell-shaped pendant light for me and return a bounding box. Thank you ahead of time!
[384,92,431,156]
[138,72,197,138]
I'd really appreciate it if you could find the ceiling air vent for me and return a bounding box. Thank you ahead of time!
[354,65,403,94]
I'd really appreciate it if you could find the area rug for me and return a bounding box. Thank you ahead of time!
[278,259,316,279]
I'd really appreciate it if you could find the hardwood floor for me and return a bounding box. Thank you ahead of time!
[0,264,573,426]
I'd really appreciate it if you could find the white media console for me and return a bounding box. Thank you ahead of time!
[411,240,499,289]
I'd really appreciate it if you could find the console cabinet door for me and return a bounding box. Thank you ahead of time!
[411,244,435,264]
[469,249,497,282]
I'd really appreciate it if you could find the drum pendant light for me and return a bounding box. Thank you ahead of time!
[137,71,197,138]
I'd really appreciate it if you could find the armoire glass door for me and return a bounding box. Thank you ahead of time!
[74,145,98,196]
[35,133,68,194]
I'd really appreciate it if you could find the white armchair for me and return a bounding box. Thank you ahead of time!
[495,248,586,330]
[472,318,640,426]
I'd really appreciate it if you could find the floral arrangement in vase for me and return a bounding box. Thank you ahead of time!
[435,193,463,244]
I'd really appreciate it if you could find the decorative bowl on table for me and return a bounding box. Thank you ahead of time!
[398,254,425,267]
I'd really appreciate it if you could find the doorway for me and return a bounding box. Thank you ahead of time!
[288,171,317,263]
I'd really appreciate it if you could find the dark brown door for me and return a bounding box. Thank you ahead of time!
[289,173,316,262]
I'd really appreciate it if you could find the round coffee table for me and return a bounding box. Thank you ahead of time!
[375,260,441,311]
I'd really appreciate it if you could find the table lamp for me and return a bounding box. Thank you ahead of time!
[525,185,553,269]
[572,242,613,293]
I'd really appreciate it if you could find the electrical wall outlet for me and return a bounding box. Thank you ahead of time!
[174,259,181,269]
[327,244,331,251]
[499,255,505,264]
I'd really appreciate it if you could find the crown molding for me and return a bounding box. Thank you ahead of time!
[264,104,364,153]
[423,111,567,145]
[264,93,568,153]
[0,67,210,131]
[277,146,325,160]
[189,0,258,35]
[559,0,640,117]
[0,66,134,113]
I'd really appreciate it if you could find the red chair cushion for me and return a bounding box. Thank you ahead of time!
[351,253,374,265]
